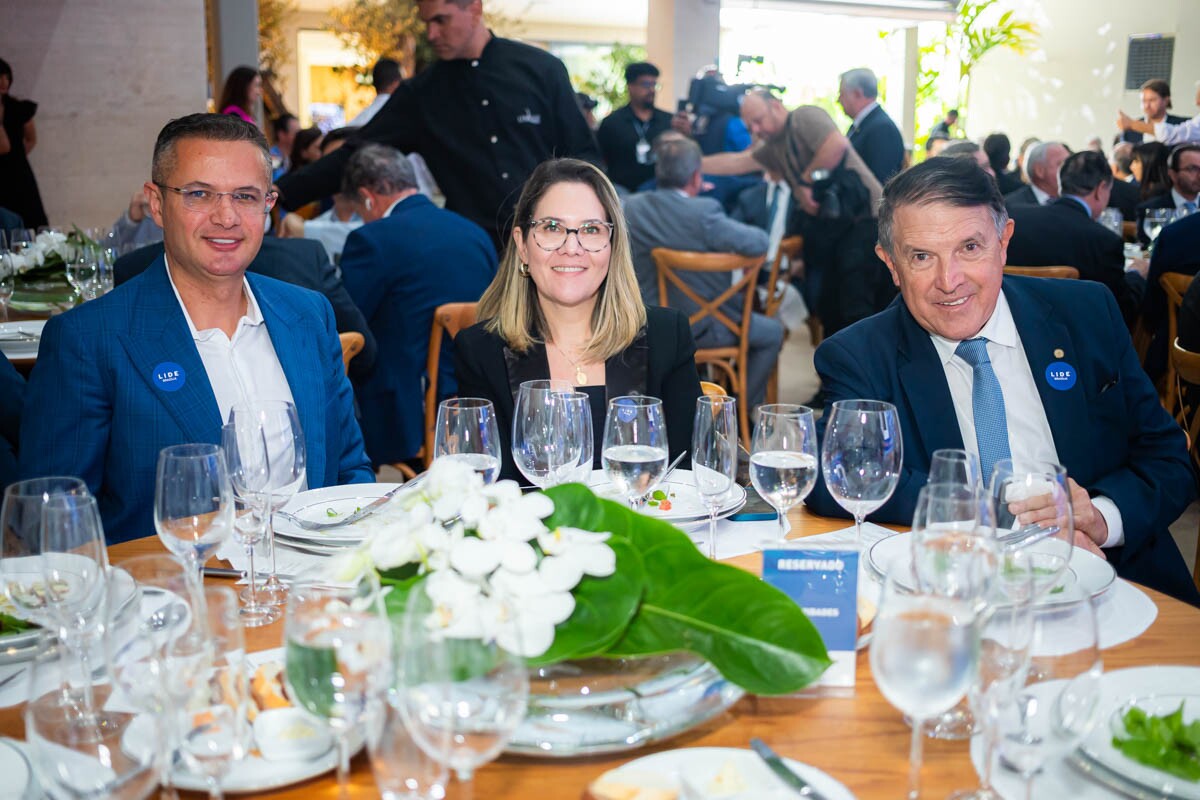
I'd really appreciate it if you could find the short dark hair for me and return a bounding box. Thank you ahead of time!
[625,62,660,85]
[925,132,950,153]
[0,59,11,82]
[341,143,418,196]
[290,126,323,169]
[878,157,1007,258]
[371,58,401,90]
[982,132,1011,174]
[946,109,959,119]
[654,136,702,189]
[218,65,260,113]
[1141,78,1172,108]
[151,113,271,186]
[1058,150,1112,197]
[320,127,354,153]
[270,113,298,138]
[1168,143,1200,171]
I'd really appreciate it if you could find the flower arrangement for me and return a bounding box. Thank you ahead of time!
[6,228,91,287]
[330,459,831,695]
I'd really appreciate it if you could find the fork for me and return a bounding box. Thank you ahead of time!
[0,668,25,690]
[274,473,424,532]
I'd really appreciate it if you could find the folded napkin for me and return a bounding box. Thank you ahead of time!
[215,538,334,581]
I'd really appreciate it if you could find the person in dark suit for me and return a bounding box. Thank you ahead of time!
[455,158,701,483]
[338,144,497,468]
[1134,143,1200,245]
[20,114,373,543]
[0,205,23,233]
[838,68,905,185]
[114,235,376,374]
[1178,268,1200,353]
[1005,150,1144,325]
[1142,211,1200,379]
[0,353,23,489]
[1003,141,1068,209]
[983,133,1023,195]
[1119,79,1191,145]
[807,157,1199,606]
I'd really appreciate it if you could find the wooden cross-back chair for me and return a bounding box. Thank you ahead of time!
[652,248,765,445]
[1003,265,1080,279]
[761,235,804,404]
[1168,338,1200,591]
[338,332,364,375]
[1159,272,1193,412]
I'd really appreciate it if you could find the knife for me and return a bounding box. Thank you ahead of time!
[750,738,828,800]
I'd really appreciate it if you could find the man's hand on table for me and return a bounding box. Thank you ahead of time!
[1005,477,1109,560]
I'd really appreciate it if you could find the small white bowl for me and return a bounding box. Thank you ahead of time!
[252,707,333,762]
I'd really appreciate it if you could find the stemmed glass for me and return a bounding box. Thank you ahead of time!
[221,422,279,626]
[870,575,977,800]
[929,448,982,489]
[8,228,33,256]
[989,459,1073,598]
[397,580,528,800]
[228,400,306,606]
[66,244,99,303]
[433,397,503,483]
[693,395,738,559]
[0,250,14,322]
[822,399,903,546]
[511,379,577,488]
[993,589,1103,800]
[601,395,669,508]
[558,391,594,484]
[1144,208,1176,244]
[154,443,235,581]
[285,578,392,800]
[749,404,818,544]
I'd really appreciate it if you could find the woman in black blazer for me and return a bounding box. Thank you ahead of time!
[455,158,701,482]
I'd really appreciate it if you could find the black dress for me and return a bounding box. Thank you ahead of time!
[0,94,48,229]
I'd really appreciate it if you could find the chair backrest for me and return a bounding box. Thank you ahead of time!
[652,248,765,338]
[423,302,480,466]
[1003,265,1080,279]
[1160,273,1194,411]
[338,332,364,375]
[1122,220,1137,244]
[699,380,727,398]
[763,235,804,318]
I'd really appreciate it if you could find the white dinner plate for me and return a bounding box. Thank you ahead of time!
[0,738,33,799]
[0,320,45,361]
[592,746,856,800]
[865,532,1117,604]
[272,483,400,544]
[589,468,748,522]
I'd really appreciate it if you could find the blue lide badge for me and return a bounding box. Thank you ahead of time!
[1045,361,1076,391]
[152,362,186,392]
[762,548,858,689]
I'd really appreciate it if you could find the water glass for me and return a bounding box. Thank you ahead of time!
[928,448,982,489]
[821,399,902,546]
[989,458,1073,598]
[602,395,669,507]
[222,422,279,626]
[66,244,99,302]
[749,403,818,543]
[433,397,503,483]
[154,443,235,577]
[1098,208,1123,236]
[511,379,576,488]
[692,395,737,559]
[1144,208,1175,243]
[0,251,13,321]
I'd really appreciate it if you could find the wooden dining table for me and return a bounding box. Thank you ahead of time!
[3,505,1198,799]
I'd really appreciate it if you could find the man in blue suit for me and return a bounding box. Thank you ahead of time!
[20,113,373,544]
[838,68,906,185]
[339,144,497,467]
[807,157,1199,605]
[0,353,23,490]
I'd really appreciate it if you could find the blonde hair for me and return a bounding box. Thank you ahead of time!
[477,158,647,363]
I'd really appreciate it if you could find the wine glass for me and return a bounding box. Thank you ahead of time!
[24,636,158,800]
[601,395,669,508]
[397,580,528,799]
[433,397,503,483]
[558,390,594,484]
[511,379,574,488]
[0,250,14,322]
[1144,208,1175,243]
[870,575,977,800]
[66,244,99,303]
[8,227,33,256]
[285,578,392,800]
[749,404,819,544]
[170,585,250,800]
[989,458,1073,598]
[693,395,738,559]
[221,422,279,626]
[228,400,306,606]
[929,448,982,488]
[154,443,235,580]
[821,399,903,547]
[1097,208,1123,236]
[993,588,1103,800]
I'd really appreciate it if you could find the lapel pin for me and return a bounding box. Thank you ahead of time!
[1053,348,1064,358]
[152,361,187,392]
[1045,360,1076,391]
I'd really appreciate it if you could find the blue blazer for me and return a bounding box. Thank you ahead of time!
[340,194,497,465]
[19,258,374,544]
[0,352,24,490]
[808,275,1199,604]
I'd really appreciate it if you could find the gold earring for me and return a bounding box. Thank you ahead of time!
[518,262,530,277]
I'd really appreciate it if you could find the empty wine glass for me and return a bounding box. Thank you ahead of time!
[66,244,99,303]
[8,227,33,256]
[221,422,278,626]
[989,458,1073,598]
[870,575,977,800]
[993,588,1103,800]
[929,448,982,489]
[822,399,903,547]
[602,395,669,508]
[1144,208,1175,243]
[749,404,818,544]
[511,379,575,488]
[433,398,503,483]
[154,443,235,580]
[0,251,13,322]
[285,578,392,800]
[558,391,594,484]
[693,395,737,559]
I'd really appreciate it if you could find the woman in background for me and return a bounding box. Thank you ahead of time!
[218,65,262,128]
[0,57,48,228]
[1132,141,1170,201]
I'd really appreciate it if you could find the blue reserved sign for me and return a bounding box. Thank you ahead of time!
[762,549,859,654]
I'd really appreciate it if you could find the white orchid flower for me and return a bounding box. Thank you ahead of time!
[476,492,554,543]
[326,546,374,583]
[367,528,421,571]
[448,534,538,578]
[423,570,487,640]
[481,583,574,658]
[419,458,486,521]
[537,527,617,592]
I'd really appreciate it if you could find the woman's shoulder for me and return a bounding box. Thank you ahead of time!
[5,96,36,122]
[644,305,691,335]
[456,319,505,352]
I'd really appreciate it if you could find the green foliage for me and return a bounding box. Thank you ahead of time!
[258,0,297,82]
[325,0,429,81]
[1113,702,1200,782]
[572,43,649,117]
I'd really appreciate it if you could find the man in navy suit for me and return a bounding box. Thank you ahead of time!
[339,144,497,468]
[807,157,1199,605]
[1134,143,1200,245]
[0,353,23,489]
[838,68,905,185]
[20,113,373,543]
[1003,141,1068,209]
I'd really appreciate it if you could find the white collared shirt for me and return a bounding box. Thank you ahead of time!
[164,256,295,425]
[765,179,792,262]
[348,93,391,127]
[1170,187,1198,211]
[1030,183,1053,206]
[850,101,879,131]
[927,292,1124,547]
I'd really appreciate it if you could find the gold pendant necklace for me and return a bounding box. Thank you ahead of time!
[554,343,588,385]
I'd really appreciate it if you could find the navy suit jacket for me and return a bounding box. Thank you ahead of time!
[847,105,906,185]
[19,259,374,544]
[1003,184,1039,210]
[0,353,23,489]
[340,194,497,466]
[808,276,1199,604]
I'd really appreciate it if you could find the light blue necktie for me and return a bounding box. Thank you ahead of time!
[1184,201,1197,215]
[955,338,1012,478]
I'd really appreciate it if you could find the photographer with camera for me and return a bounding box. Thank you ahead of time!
[701,88,894,337]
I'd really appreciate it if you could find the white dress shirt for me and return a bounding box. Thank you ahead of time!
[1030,183,1053,206]
[764,179,792,263]
[928,292,1125,547]
[849,101,879,132]
[165,257,296,425]
[1153,114,1200,146]
[348,93,391,127]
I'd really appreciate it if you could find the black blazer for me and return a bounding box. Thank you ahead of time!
[1121,114,1190,144]
[1006,197,1140,325]
[1107,178,1141,222]
[454,306,702,483]
[995,170,1024,195]
[729,181,804,238]
[1143,212,1200,377]
[1003,184,1039,210]
[846,105,905,185]
[0,352,24,489]
[114,237,376,372]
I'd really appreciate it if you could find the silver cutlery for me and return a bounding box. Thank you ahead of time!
[0,668,25,690]
[202,566,295,582]
[274,474,423,532]
[633,449,688,508]
[0,330,38,342]
[750,737,828,799]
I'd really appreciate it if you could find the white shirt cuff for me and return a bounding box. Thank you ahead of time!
[1091,495,1124,548]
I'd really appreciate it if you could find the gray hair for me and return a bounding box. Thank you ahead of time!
[877,157,1008,259]
[340,143,417,197]
[654,135,702,190]
[839,68,879,100]
[939,140,982,159]
[1023,141,1063,182]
